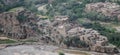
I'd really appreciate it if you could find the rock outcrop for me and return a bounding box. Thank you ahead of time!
[0,9,38,39]
[85,2,120,21]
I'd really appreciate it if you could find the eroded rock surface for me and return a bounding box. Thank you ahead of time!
[0,9,38,39]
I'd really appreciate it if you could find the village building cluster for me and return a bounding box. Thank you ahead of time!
[37,16,119,53]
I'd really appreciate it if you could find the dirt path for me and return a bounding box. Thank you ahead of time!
[0,45,89,55]
[0,37,9,40]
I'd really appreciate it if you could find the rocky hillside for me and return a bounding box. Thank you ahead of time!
[0,9,38,39]
[0,0,120,54]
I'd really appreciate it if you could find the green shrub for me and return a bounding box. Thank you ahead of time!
[59,52,65,55]
[17,13,27,22]
[0,39,16,44]
[63,36,88,47]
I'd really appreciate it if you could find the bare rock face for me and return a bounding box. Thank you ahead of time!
[0,9,38,39]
